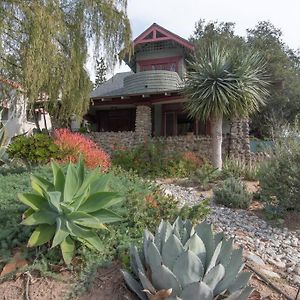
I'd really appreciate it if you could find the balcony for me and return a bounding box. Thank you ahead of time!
[123,70,183,95]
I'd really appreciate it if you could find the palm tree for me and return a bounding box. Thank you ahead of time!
[184,42,269,169]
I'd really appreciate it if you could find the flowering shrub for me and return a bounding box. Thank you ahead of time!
[182,151,203,166]
[54,129,110,171]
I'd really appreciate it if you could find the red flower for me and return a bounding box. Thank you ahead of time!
[53,129,110,172]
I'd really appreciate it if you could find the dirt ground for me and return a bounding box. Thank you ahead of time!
[0,263,298,300]
[0,271,72,300]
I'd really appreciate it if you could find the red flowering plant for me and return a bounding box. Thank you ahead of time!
[53,129,110,171]
[182,151,203,168]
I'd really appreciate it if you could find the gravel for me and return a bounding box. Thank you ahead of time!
[158,182,300,285]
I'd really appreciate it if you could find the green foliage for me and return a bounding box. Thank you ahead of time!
[258,135,300,211]
[247,21,300,137]
[0,165,51,270]
[184,41,269,122]
[0,162,209,283]
[19,158,123,264]
[112,143,200,178]
[213,177,252,209]
[0,1,132,125]
[94,57,107,88]
[192,162,220,190]
[7,133,61,165]
[221,159,259,181]
[122,218,253,300]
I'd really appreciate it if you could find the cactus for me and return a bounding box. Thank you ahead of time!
[122,218,253,300]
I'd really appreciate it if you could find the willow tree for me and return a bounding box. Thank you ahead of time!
[0,1,132,126]
[184,43,269,169]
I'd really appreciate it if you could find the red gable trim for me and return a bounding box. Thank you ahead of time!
[134,23,194,51]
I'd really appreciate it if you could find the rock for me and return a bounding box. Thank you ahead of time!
[261,269,281,279]
[294,266,300,276]
[157,182,300,285]
[267,258,286,269]
[293,274,300,285]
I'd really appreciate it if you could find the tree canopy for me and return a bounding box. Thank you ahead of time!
[246,21,300,137]
[94,57,107,88]
[190,20,300,138]
[0,1,132,125]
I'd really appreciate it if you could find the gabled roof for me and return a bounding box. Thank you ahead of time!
[91,72,133,98]
[134,23,194,50]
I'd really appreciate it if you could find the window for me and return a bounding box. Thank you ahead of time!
[163,108,210,137]
[177,114,193,135]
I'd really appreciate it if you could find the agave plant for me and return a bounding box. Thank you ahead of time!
[122,218,253,300]
[19,158,123,264]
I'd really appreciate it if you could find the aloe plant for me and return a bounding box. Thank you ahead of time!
[122,218,253,300]
[19,158,123,264]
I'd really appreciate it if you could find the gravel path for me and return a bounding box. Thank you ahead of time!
[158,182,300,286]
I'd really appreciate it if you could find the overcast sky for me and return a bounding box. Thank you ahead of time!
[89,0,300,80]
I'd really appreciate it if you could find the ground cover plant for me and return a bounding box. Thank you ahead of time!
[112,142,203,178]
[0,160,210,289]
[213,177,252,209]
[221,159,259,181]
[122,218,253,300]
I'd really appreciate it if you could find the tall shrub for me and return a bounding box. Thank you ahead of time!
[258,134,300,211]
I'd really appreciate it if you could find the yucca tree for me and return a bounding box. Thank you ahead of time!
[184,42,269,169]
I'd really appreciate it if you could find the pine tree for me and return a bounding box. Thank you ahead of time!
[0,1,132,126]
[94,58,107,88]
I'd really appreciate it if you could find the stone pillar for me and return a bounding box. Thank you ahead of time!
[228,118,251,162]
[135,105,152,144]
[242,119,251,163]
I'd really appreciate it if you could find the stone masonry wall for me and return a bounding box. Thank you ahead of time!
[228,118,251,162]
[88,131,231,160]
[88,131,135,154]
[135,105,152,143]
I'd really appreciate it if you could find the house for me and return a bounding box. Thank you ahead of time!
[88,23,250,160]
[0,77,52,138]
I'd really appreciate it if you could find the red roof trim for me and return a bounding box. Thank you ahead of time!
[134,23,194,51]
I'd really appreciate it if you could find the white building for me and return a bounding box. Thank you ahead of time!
[0,77,52,138]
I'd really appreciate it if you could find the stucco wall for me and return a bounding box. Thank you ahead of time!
[1,95,52,138]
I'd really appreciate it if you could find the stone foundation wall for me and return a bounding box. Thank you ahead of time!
[88,131,231,160]
[88,131,135,154]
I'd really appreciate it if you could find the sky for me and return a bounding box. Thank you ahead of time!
[88,0,300,80]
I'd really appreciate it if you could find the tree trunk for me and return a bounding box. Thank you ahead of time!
[210,115,223,170]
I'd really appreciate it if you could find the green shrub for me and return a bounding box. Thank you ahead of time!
[258,136,300,211]
[0,165,52,269]
[192,161,219,190]
[213,177,252,209]
[7,133,61,165]
[112,142,201,178]
[19,158,123,264]
[122,218,253,300]
[221,159,259,181]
